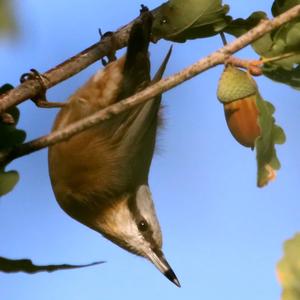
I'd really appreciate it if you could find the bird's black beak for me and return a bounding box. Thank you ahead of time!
[163,264,181,287]
[146,248,181,287]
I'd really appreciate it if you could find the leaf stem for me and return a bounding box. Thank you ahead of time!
[262,51,300,64]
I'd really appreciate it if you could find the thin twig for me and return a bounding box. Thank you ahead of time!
[1,4,300,167]
[227,51,300,76]
[220,32,228,46]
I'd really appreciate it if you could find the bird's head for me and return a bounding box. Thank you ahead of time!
[94,184,180,287]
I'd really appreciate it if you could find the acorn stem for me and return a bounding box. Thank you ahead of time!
[220,32,228,46]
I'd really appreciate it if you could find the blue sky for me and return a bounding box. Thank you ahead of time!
[0,1,299,299]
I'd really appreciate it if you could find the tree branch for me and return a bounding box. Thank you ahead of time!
[0,17,136,114]
[1,4,300,167]
[0,5,163,114]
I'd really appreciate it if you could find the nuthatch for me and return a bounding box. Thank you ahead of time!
[48,9,179,287]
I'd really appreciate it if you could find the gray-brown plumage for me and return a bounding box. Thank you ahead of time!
[48,10,179,286]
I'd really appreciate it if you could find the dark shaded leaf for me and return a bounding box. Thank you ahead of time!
[152,0,232,42]
[224,11,267,36]
[0,84,26,196]
[0,169,19,196]
[272,0,300,16]
[263,63,300,90]
[0,124,26,149]
[0,256,105,274]
[0,85,26,150]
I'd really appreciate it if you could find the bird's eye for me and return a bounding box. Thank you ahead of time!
[160,17,168,25]
[138,220,148,232]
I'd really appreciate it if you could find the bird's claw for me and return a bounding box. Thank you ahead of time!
[140,4,149,14]
[20,68,48,87]
[20,69,65,108]
[99,29,117,66]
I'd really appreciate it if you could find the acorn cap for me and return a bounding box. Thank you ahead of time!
[217,65,258,103]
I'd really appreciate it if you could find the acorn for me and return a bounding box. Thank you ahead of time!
[217,65,261,149]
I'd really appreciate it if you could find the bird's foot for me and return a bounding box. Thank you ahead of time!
[20,68,65,108]
[99,29,117,66]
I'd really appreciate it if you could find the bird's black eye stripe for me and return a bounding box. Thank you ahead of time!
[138,219,148,231]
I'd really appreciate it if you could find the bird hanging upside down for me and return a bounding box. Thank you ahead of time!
[48,8,179,287]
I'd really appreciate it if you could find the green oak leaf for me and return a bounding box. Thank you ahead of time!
[272,0,300,16]
[269,21,300,57]
[152,0,232,42]
[277,233,300,300]
[0,169,19,196]
[224,11,267,37]
[0,0,16,36]
[0,256,105,274]
[224,11,273,56]
[261,20,300,89]
[255,94,286,187]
